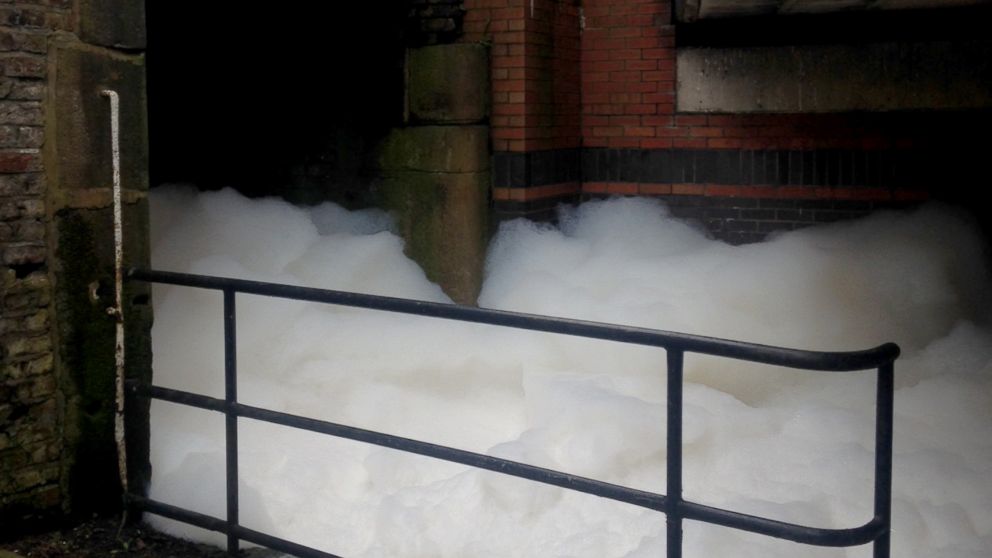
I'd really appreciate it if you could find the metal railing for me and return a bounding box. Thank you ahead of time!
[125,267,898,558]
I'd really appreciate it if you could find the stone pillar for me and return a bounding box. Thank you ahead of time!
[377,44,490,305]
[46,6,152,518]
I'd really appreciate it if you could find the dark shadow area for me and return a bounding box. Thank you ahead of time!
[146,2,408,206]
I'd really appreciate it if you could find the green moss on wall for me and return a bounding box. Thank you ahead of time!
[376,170,489,305]
[54,210,120,515]
[53,204,152,517]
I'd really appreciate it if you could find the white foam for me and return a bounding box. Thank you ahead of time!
[147,187,992,557]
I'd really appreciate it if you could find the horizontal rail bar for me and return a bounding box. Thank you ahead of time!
[127,495,342,558]
[129,268,899,371]
[133,382,225,412]
[680,501,887,547]
[135,382,668,513]
[135,382,885,546]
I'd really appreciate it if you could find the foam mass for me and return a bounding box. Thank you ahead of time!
[147,186,992,557]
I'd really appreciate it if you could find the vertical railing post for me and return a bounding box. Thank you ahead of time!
[873,362,894,558]
[666,349,684,558]
[224,288,240,555]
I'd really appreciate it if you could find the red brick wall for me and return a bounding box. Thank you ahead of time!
[579,0,948,154]
[581,0,675,149]
[463,0,580,153]
[465,0,583,206]
[472,0,987,233]
[463,0,525,152]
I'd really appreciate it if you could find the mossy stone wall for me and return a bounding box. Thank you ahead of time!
[377,44,490,305]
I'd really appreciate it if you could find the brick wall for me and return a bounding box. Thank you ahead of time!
[464,0,585,217]
[0,1,71,525]
[581,0,674,150]
[481,0,990,239]
[2,0,151,532]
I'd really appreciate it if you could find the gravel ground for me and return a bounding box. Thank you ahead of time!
[0,514,237,558]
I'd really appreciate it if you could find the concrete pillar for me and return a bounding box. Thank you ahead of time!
[44,12,152,517]
[377,44,490,305]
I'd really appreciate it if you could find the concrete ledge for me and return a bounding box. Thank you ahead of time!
[677,40,992,112]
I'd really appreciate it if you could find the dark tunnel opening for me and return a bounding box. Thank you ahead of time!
[146,2,409,207]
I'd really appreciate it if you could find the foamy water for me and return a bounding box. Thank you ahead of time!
[146,186,992,557]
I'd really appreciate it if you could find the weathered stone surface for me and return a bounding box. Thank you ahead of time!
[2,354,53,380]
[0,29,48,54]
[678,40,992,112]
[2,332,50,358]
[0,311,47,337]
[51,201,152,514]
[0,7,50,29]
[0,19,56,525]
[0,243,45,266]
[49,39,148,195]
[9,81,44,101]
[77,0,146,49]
[0,219,44,243]
[0,173,44,196]
[408,43,489,124]
[2,275,51,312]
[0,150,41,172]
[0,198,43,220]
[0,125,43,148]
[376,119,491,303]
[378,125,489,173]
[377,171,489,304]
[0,101,42,125]
[1,54,46,79]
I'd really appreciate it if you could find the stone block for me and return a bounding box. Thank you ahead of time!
[408,44,489,124]
[0,173,44,196]
[0,126,44,149]
[50,38,148,195]
[2,354,52,380]
[377,170,489,305]
[1,55,46,79]
[0,309,47,335]
[2,333,50,359]
[78,0,146,50]
[0,101,43,126]
[1,243,45,266]
[0,198,43,220]
[10,82,44,101]
[678,40,992,112]
[379,125,489,173]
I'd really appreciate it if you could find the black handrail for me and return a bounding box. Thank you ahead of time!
[126,268,897,558]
